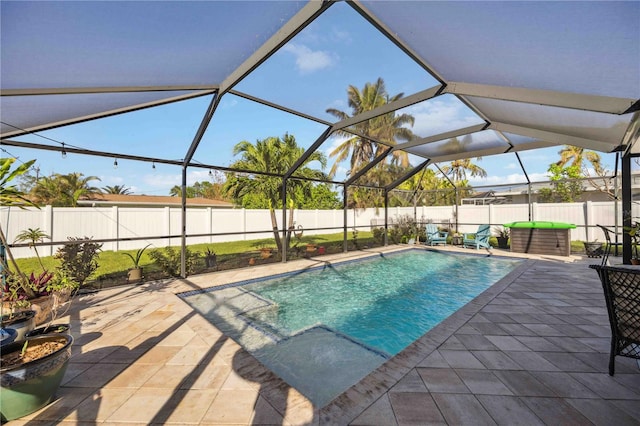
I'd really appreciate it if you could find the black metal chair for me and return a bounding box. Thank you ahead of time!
[589,264,640,375]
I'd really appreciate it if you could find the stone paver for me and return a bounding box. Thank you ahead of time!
[8,247,640,425]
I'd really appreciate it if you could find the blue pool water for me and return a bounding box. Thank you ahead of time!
[180,249,522,406]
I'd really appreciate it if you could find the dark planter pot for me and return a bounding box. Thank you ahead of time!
[0,333,73,421]
[25,324,71,338]
[584,241,604,258]
[1,310,36,342]
[451,236,463,246]
[497,237,509,249]
[204,255,217,268]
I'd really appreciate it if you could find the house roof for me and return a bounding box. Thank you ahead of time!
[78,193,232,208]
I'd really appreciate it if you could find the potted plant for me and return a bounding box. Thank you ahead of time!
[494,226,510,249]
[624,221,640,264]
[259,246,272,259]
[123,244,150,283]
[1,332,73,421]
[451,232,463,246]
[583,240,604,258]
[0,158,76,420]
[203,247,217,268]
[0,263,78,421]
[1,274,38,341]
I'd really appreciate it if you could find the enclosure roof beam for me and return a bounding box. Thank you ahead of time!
[446,82,640,115]
[348,0,447,84]
[433,163,456,188]
[0,85,219,96]
[230,90,333,126]
[384,159,431,191]
[344,147,392,186]
[284,127,334,179]
[219,0,332,95]
[332,85,443,131]
[0,90,215,139]
[2,138,344,185]
[489,121,617,153]
[396,123,488,151]
[514,151,531,184]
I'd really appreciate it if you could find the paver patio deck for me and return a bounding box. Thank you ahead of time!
[6,246,640,425]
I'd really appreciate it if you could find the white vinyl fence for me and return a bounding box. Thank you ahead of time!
[2,201,636,259]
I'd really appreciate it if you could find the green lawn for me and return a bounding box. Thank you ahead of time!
[9,233,602,289]
[11,231,376,284]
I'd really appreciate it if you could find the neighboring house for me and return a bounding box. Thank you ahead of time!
[78,193,233,208]
[462,174,640,205]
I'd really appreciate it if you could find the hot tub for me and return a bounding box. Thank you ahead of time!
[504,221,576,256]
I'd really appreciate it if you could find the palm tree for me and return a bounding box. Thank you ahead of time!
[14,228,50,271]
[326,78,415,177]
[61,173,101,206]
[441,158,487,182]
[556,145,604,175]
[1,158,36,208]
[0,158,38,298]
[224,133,326,252]
[169,185,196,198]
[102,185,131,195]
[32,173,101,206]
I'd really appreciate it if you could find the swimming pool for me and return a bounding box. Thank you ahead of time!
[179,249,522,406]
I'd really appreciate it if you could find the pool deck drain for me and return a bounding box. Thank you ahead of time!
[9,245,640,425]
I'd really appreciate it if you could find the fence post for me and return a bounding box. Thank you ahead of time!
[531,202,538,222]
[242,208,247,240]
[488,204,494,228]
[585,201,593,242]
[111,206,119,252]
[206,207,213,243]
[164,207,171,246]
[43,205,53,256]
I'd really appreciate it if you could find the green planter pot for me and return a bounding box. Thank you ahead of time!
[0,334,73,421]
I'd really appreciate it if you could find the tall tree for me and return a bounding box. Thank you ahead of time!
[223,133,326,252]
[555,144,615,199]
[102,185,132,195]
[32,173,101,207]
[441,157,487,182]
[169,185,196,198]
[556,145,603,173]
[538,163,584,203]
[326,78,415,177]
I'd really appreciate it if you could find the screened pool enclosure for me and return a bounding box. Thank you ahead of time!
[1,1,639,273]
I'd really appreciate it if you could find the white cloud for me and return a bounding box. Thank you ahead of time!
[281,43,337,74]
[404,99,484,137]
[468,172,549,186]
[505,163,518,170]
[99,175,124,185]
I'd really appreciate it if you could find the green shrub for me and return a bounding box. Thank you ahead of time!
[149,246,199,277]
[372,227,386,244]
[54,237,102,287]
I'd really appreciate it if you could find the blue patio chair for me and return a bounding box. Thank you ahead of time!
[463,224,491,249]
[425,223,448,246]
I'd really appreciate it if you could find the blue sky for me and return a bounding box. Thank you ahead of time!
[2,1,623,196]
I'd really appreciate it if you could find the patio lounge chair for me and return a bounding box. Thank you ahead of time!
[425,223,448,246]
[589,264,640,375]
[463,224,491,249]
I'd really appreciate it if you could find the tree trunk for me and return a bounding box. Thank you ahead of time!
[285,204,295,252]
[269,208,282,253]
[0,227,36,299]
